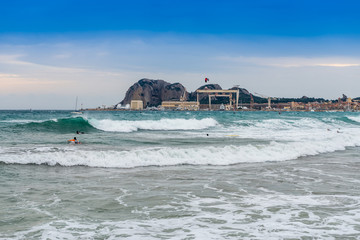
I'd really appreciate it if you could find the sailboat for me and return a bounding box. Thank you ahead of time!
[71,96,83,114]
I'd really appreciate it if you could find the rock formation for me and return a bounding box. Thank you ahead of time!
[118,78,332,109]
[120,78,338,108]
[118,78,187,107]
[340,94,348,102]
[118,79,266,108]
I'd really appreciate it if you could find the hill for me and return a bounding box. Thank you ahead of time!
[116,79,348,108]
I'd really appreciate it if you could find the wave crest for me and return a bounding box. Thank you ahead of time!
[346,116,360,123]
[2,131,360,168]
[88,118,218,132]
[14,117,96,133]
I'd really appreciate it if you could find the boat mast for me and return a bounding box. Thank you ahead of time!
[75,96,78,111]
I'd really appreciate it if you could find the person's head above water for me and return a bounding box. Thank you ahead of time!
[74,137,77,140]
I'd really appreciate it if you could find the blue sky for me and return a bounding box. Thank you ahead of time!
[1,0,360,109]
[2,0,360,36]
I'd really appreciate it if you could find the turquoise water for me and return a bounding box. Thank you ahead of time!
[1,110,360,239]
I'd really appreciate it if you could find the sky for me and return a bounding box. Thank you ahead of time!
[1,0,360,109]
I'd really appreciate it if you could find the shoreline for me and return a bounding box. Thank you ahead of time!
[82,108,357,112]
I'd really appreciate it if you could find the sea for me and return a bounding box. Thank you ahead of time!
[1,110,360,239]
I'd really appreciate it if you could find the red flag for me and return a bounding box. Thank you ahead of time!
[205,78,209,83]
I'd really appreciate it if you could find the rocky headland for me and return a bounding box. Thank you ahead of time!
[119,79,186,107]
[118,78,263,108]
[116,78,353,109]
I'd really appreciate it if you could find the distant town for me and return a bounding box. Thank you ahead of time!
[85,79,360,112]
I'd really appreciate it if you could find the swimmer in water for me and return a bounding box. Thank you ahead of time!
[68,137,80,144]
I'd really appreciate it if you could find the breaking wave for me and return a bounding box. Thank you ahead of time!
[346,115,360,124]
[2,130,360,168]
[3,112,360,168]
[14,117,97,133]
[8,117,219,133]
[88,118,219,132]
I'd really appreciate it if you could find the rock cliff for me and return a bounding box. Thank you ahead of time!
[118,79,264,108]
[119,79,186,107]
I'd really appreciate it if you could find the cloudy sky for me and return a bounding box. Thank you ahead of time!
[1,0,360,109]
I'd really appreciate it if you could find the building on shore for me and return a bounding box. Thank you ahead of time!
[160,89,240,111]
[195,89,240,111]
[161,101,199,110]
[130,100,143,110]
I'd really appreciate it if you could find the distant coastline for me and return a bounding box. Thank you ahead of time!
[87,78,360,112]
[83,108,356,112]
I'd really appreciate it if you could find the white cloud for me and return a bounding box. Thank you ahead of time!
[316,63,360,67]
[0,73,19,78]
[0,54,33,66]
[219,56,360,68]
[1,35,360,109]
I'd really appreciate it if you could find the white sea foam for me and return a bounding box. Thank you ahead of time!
[4,193,360,240]
[3,112,360,240]
[2,115,360,168]
[2,128,360,168]
[229,117,359,142]
[347,115,360,123]
[88,118,218,132]
[0,118,60,124]
[236,117,333,131]
[0,119,45,123]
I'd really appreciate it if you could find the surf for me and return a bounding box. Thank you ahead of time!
[87,117,219,132]
[2,131,360,168]
[13,117,98,133]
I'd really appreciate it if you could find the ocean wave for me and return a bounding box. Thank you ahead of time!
[13,117,97,133]
[88,118,219,132]
[235,117,335,130]
[2,131,360,168]
[0,119,51,124]
[346,115,360,123]
[225,117,357,142]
